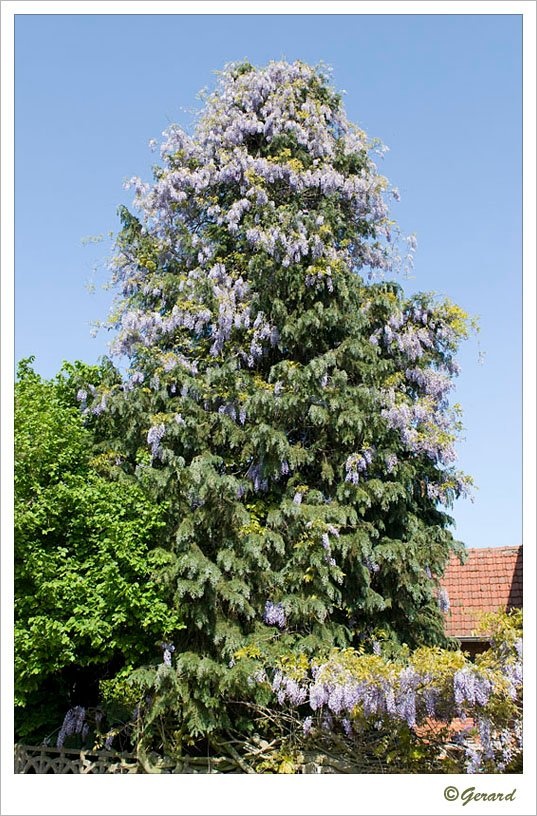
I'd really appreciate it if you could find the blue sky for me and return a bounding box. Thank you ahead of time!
[15,13,522,550]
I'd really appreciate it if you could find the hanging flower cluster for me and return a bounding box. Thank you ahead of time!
[56,705,88,749]
[161,641,176,667]
[108,60,409,372]
[85,60,475,514]
[437,587,450,613]
[263,601,287,629]
[345,448,374,484]
[71,61,481,730]
[253,625,522,773]
[373,300,469,463]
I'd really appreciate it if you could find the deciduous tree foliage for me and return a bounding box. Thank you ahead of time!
[80,60,472,737]
[14,360,182,741]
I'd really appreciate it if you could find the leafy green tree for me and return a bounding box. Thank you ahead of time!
[14,360,182,742]
[82,61,472,739]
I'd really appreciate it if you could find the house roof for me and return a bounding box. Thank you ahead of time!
[440,546,523,639]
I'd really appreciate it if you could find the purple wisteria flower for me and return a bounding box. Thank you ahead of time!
[246,462,268,493]
[309,682,329,711]
[345,448,374,484]
[147,423,166,459]
[162,641,175,667]
[263,601,286,628]
[437,587,450,613]
[107,59,414,381]
[453,667,492,709]
[363,555,380,574]
[395,667,420,728]
[270,671,308,705]
[385,453,398,474]
[454,667,476,706]
[327,684,345,714]
[341,718,353,736]
[91,394,107,416]
[464,744,482,774]
[302,716,313,735]
[474,674,493,706]
[503,660,523,697]
[256,634,520,774]
[423,687,438,718]
[478,717,494,759]
[56,706,86,749]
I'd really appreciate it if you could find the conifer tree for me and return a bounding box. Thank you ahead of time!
[87,61,472,735]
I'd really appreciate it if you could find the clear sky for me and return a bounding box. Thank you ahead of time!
[14,12,522,551]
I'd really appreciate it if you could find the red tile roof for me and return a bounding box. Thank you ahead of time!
[440,546,523,638]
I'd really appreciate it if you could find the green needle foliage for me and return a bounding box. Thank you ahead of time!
[23,61,474,747]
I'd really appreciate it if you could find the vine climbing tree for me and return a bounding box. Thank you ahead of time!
[73,60,474,742]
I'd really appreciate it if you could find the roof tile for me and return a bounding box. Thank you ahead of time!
[440,546,523,638]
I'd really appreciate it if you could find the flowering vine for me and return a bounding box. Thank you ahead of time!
[73,60,480,740]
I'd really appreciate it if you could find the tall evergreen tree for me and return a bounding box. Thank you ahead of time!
[88,61,472,735]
